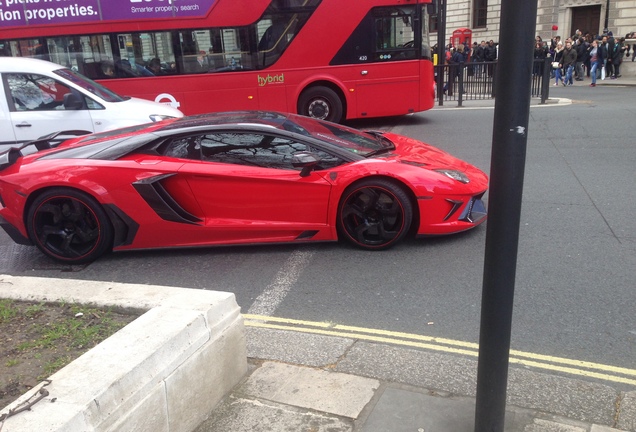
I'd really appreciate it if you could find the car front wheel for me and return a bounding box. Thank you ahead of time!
[27,188,113,264]
[338,179,413,250]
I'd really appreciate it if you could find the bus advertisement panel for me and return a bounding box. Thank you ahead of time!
[0,0,435,123]
[0,0,218,26]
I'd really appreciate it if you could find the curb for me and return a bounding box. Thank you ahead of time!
[0,275,246,432]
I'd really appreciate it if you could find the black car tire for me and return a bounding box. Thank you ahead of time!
[27,188,113,264]
[337,179,413,250]
[298,86,343,123]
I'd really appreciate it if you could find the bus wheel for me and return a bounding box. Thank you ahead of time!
[298,86,343,123]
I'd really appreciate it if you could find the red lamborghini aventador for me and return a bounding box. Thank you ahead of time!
[0,111,488,264]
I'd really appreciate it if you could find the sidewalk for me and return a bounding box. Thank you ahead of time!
[431,73,636,111]
[195,324,636,432]
[5,272,632,432]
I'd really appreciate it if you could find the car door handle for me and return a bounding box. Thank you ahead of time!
[15,122,32,128]
[361,70,368,75]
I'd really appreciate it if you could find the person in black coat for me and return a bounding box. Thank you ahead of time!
[533,41,547,75]
[447,44,466,96]
[559,40,577,85]
[574,38,588,80]
[610,38,626,78]
[484,40,497,76]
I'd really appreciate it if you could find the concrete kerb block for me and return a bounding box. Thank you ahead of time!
[617,391,636,432]
[0,275,247,432]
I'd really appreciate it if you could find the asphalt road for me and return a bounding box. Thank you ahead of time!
[1,85,634,380]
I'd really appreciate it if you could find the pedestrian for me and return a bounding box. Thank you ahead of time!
[610,38,626,78]
[574,37,588,81]
[605,32,615,78]
[599,35,609,79]
[559,40,577,86]
[552,42,564,86]
[485,40,497,76]
[533,41,547,75]
[468,41,479,76]
[588,40,601,87]
[476,40,487,75]
[448,44,465,96]
[584,33,594,76]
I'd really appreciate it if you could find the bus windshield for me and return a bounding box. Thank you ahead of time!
[54,68,126,103]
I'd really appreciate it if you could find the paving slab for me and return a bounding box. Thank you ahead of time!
[335,342,621,426]
[590,425,630,432]
[361,386,544,432]
[617,391,636,431]
[237,362,379,419]
[523,418,587,432]
[194,396,353,432]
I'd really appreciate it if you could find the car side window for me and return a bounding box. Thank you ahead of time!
[198,132,343,170]
[162,135,202,159]
[5,73,77,112]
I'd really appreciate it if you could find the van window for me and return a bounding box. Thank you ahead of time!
[5,73,76,111]
[54,68,125,103]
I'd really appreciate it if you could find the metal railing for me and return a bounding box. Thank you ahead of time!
[434,59,551,106]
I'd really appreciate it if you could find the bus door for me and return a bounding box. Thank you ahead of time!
[355,7,420,118]
[355,61,419,118]
[330,5,423,119]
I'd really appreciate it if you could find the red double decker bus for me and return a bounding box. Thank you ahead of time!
[0,0,435,123]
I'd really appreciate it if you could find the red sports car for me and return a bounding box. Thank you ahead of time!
[0,111,488,264]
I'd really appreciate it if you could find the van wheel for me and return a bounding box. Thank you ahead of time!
[298,86,343,123]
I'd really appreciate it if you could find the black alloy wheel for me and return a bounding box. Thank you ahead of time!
[338,179,413,250]
[298,86,343,123]
[27,188,113,264]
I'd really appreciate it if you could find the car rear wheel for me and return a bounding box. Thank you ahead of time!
[27,188,113,264]
[338,179,413,250]
[298,86,343,123]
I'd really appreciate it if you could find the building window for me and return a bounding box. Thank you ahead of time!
[473,0,487,28]
[429,13,438,32]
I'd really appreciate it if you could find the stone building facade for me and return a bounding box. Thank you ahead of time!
[436,0,636,45]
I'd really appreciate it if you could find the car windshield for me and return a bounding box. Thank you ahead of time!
[53,68,126,103]
[288,115,393,156]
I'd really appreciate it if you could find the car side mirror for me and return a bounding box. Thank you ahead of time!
[63,93,84,110]
[292,151,320,177]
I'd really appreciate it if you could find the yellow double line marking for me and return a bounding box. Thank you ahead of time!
[244,314,636,386]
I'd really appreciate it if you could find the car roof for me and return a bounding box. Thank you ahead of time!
[155,111,293,132]
[34,111,368,162]
[0,57,65,74]
[32,111,305,161]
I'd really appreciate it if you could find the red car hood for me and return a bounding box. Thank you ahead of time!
[380,132,488,182]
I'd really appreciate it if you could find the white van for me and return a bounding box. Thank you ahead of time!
[0,57,183,150]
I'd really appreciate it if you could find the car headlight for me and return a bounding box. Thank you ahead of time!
[149,114,175,122]
[434,169,470,184]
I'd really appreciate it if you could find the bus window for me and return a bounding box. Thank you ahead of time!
[375,8,416,53]
[6,39,42,59]
[0,41,11,56]
[113,32,175,77]
[331,5,432,65]
[256,6,311,68]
